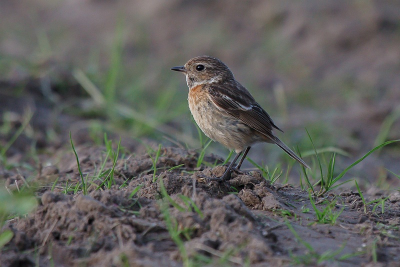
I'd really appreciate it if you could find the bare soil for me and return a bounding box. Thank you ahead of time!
[1,107,400,266]
[2,146,400,266]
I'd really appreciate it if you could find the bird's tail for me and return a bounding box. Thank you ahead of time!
[273,137,310,169]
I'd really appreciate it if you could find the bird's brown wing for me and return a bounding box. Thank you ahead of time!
[207,83,283,140]
[207,82,310,169]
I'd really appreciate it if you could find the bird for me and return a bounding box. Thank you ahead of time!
[171,56,309,181]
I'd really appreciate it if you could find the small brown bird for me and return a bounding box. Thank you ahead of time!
[171,56,309,181]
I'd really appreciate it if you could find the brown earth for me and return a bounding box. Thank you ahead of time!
[2,142,400,267]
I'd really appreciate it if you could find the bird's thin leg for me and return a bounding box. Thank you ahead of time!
[235,146,251,170]
[219,151,243,181]
[199,150,244,182]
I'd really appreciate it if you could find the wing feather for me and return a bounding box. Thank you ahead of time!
[207,83,283,140]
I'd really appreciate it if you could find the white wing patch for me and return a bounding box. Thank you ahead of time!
[221,94,252,110]
[208,92,253,112]
[207,76,222,84]
[237,101,252,111]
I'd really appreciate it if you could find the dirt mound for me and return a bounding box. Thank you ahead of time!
[2,147,400,266]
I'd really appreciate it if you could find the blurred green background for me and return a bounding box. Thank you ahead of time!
[1,0,399,188]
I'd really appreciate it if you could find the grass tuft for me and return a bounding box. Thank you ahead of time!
[69,132,87,195]
[302,131,399,196]
[150,144,163,183]
[247,158,282,184]
[96,135,121,189]
[196,139,212,168]
[0,110,33,169]
[309,194,344,225]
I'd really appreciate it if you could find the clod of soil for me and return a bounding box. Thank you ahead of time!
[2,147,400,266]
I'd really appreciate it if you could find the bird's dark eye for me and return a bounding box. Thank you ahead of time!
[196,64,205,71]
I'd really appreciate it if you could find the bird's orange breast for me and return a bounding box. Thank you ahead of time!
[188,84,207,106]
[188,84,216,139]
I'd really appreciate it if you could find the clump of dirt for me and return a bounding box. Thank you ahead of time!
[2,146,400,266]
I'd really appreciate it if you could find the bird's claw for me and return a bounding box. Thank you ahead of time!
[231,167,245,175]
[197,172,231,183]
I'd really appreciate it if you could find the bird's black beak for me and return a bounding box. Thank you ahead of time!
[171,66,186,72]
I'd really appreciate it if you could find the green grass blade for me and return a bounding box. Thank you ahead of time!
[332,140,399,185]
[72,69,105,105]
[194,120,204,148]
[69,132,87,195]
[301,147,350,158]
[158,175,185,212]
[305,129,325,190]
[96,139,121,189]
[129,185,143,198]
[387,169,400,180]
[285,220,315,252]
[94,150,111,181]
[247,157,271,181]
[325,153,336,190]
[197,139,212,168]
[324,179,353,193]
[271,167,283,184]
[1,110,33,161]
[104,17,124,119]
[354,180,366,213]
[222,150,234,165]
[317,243,346,264]
[296,148,314,194]
[374,107,400,148]
[309,193,322,221]
[167,164,185,172]
[0,230,14,249]
[178,195,204,219]
[159,201,190,266]
[152,144,162,182]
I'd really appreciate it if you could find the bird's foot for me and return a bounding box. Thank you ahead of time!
[197,170,232,183]
[231,167,245,175]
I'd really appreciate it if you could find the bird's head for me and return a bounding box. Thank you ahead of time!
[171,56,234,89]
